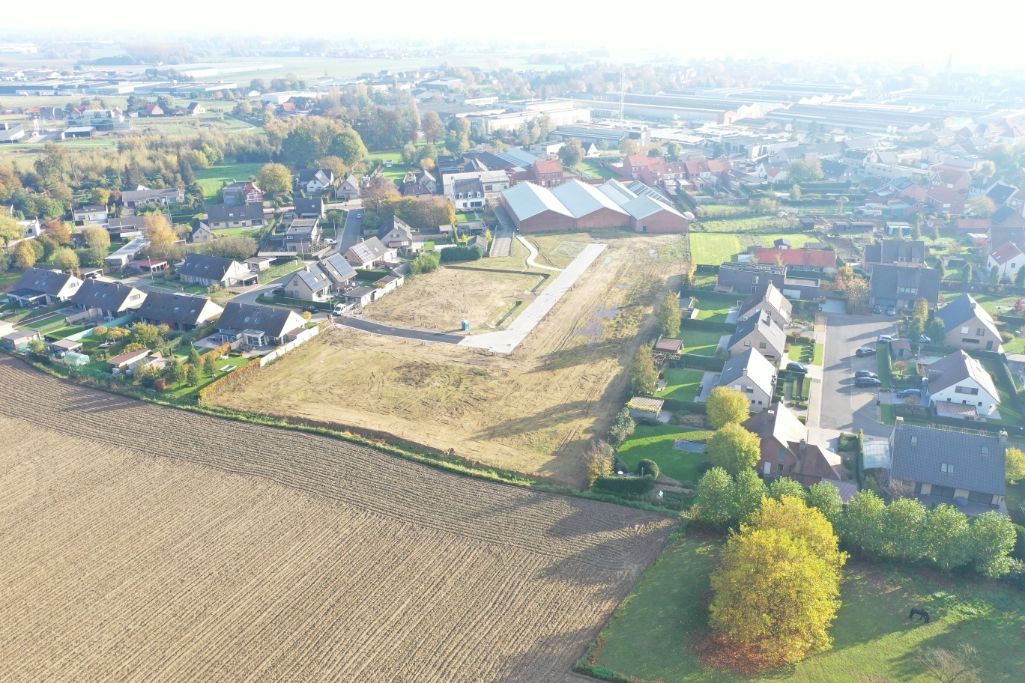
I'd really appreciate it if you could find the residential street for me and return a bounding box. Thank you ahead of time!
[338,208,363,251]
[818,312,900,438]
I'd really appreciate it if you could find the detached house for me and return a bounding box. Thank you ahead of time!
[727,311,786,362]
[737,282,792,330]
[987,241,1025,282]
[7,268,82,307]
[378,216,420,254]
[137,291,223,330]
[178,254,257,288]
[747,402,845,484]
[282,265,333,302]
[72,204,109,226]
[450,177,486,211]
[336,174,361,201]
[345,237,395,269]
[121,186,184,209]
[752,247,837,274]
[925,350,1001,418]
[204,203,264,229]
[316,252,357,292]
[295,197,324,219]
[715,348,776,413]
[888,420,1006,515]
[935,294,1003,352]
[283,217,322,253]
[298,169,335,196]
[70,279,146,320]
[216,302,306,350]
[222,181,264,206]
[401,170,437,197]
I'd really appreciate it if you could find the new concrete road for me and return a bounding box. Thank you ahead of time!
[339,208,363,251]
[489,206,515,258]
[334,315,463,344]
[820,312,901,438]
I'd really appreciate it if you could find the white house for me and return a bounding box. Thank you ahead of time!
[988,241,1025,282]
[926,350,1001,418]
[715,348,777,413]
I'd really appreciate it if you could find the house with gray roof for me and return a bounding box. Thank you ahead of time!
[935,294,1003,353]
[121,186,184,209]
[295,197,324,219]
[863,239,927,273]
[282,264,333,302]
[216,302,306,350]
[746,402,844,484]
[283,217,322,253]
[925,350,1001,418]
[345,237,394,269]
[726,311,786,362]
[378,216,417,253]
[869,263,940,310]
[70,279,146,320]
[317,253,357,291]
[888,419,1007,515]
[738,282,792,329]
[178,254,257,288]
[137,291,223,330]
[716,348,776,413]
[204,202,264,229]
[336,174,361,201]
[7,268,82,307]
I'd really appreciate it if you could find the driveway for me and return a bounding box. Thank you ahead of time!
[339,208,363,251]
[490,206,515,258]
[335,315,463,344]
[819,312,899,438]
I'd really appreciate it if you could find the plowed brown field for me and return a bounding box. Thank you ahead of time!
[212,233,689,485]
[0,357,673,682]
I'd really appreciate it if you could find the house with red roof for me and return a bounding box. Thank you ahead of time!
[752,247,837,273]
[528,159,564,187]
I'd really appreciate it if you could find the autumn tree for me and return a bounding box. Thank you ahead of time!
[82,225,111,265]
[421,111,444,143]
[558,139,584,168]
[729,469,767,523]
[0,214,22,250]
[1006,447,1025,484]
[13,240,37,269]
[789,158,824,183]
[806,481,844,525]
[707,422,761,475]
[52,247,79,274]
[709,497,845,667]
[767,477,806,502]
[706,387,750,429]
[258,163,293,196]
[143,214,178,259]
[44,219,73,245]
[629,344,658,395]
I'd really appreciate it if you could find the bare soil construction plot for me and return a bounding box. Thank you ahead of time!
[213,233,689,484]
[0,357,673,682]
[366,266,545,333]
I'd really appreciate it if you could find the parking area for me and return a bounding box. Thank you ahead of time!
[820,312,899,438]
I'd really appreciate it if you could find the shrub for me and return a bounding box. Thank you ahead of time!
[607,407,635,446]
[585,441,614,487]
[411,251,441,274]
[637,459,660,479]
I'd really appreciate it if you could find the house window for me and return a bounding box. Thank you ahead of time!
[778,448,787,462]
[977,328,984,336]
[759,342,766,349]
[960,326,970,334]
[941,463,954,473]
[954,385,979,395]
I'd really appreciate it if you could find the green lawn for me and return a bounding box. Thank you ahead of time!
[813,341,825,365]
[194,162,265,199]
[574,158,613,179]
[587,532,1025,682]
[976,355,1024,425]
[680,327,725,356]
[688,232,822,265]
[258,258,305,285]
[955,291,1021,317]
[0,271,21,292]
[692,292,739,323]
[24,314,66,332]
[616,425,712,485]
[146,277,209,295]
[1004,336,1025,354]
[658,367,705,402]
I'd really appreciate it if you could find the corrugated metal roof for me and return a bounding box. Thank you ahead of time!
[550,179,628,218]
[623,194,684,221]
[501,182,572,221]
[596,179,637,206]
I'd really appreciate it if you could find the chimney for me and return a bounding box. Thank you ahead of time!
[798,439,807,454]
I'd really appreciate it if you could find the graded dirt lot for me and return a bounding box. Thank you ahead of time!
[213,232,689,484]
[365,266,546,333]
[0,357,673,682]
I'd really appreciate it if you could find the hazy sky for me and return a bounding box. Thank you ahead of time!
[6,0,1025,70]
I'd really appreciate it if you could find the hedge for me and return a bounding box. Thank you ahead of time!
[637,459,660,478]
[669,354,723,371]
[594,475,655,496]
[892,404,1025,436]
[439,245,483,263]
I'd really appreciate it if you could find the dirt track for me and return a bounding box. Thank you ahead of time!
[0,357,673,682]
[214,234,687,485]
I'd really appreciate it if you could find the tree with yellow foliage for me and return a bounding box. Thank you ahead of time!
[709,497,846,667]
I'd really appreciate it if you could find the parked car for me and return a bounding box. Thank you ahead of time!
[886,306,898,316]
[877,334,895,343]
[856,345,877,356]
[786,361,808,374]
[855,370,878,379]
[855,376,882,387]
[917,335,931,344]
[872,304,883,314]
[323,238,336,245]
[896,388,921,399]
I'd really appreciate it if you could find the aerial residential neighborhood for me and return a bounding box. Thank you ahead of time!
[3,17,1025,683]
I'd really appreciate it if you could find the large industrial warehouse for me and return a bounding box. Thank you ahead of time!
[501,179,691,234]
